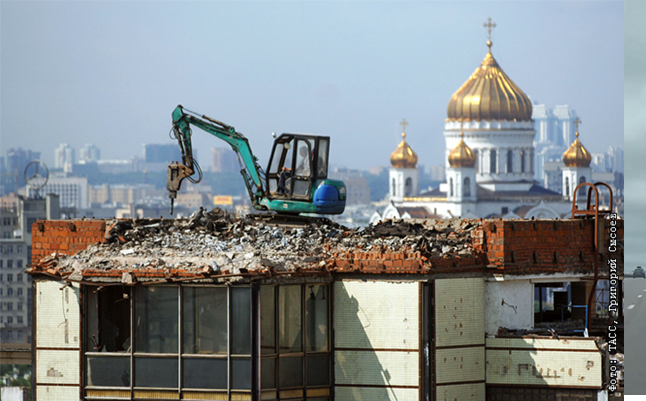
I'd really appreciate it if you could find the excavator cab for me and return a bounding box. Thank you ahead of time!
[267,134,327,197]
[265,134,345,214]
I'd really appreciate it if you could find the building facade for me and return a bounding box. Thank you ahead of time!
[0,193,60,344]
[28,212,622,401]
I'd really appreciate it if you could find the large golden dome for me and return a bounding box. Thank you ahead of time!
[448,132,476,168]
[447,41,532,122]
[562,132,591,167]
[390,133,418,168]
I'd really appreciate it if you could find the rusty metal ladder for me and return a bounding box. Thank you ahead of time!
[571,182,614,327]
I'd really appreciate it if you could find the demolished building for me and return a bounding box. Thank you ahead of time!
[27,209,623,401]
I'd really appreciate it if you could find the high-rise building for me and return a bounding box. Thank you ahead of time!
[3,148,41,195]
[211,147,238,173]
[54,144,75,169]
[607,145,624,173]
[143,144,182,163]
[0,193,60,344]
[79,144,101,162]
[532,104,578,182]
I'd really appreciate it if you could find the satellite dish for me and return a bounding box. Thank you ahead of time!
[24,160,49,198]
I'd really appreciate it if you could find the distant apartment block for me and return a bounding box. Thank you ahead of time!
[79,144,101,162]
[89,184,164,206]
[427,164,445,182]
[330,168,371,205]
[143,143,182,163]
[28,173,88,209]
[0,193,60,344]
[211,147,238,173]
[592,146,624,173]
[532,104,578,182]
[54,143,75,169]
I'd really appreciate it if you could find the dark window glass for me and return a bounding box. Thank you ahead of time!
[261,358,276,389]
[279,285,302,353]
[279,356,303,388]
[135,287,178,353]
[134,357,178,388]
[307,354,330,386]
[463,177,471,197]
[231,287,251,355]
[182,357,227,389]
[317,139,328,178]
[261,286,275,355]
[306,285,328,352]
[183,287,227,355]
[231,358,252,390]
[86,356,130,387]
[86,287,131,352]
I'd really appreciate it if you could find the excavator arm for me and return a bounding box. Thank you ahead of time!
[167,105,266,214]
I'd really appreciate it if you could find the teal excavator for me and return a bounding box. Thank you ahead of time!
[166,105,346,215]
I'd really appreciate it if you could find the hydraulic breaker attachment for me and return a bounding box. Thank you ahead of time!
[167,162,194,214]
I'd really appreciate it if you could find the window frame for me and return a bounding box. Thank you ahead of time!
[83,284,255,400]
[260,283,332,400]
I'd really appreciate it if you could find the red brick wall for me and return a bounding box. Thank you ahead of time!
[475,218,623,272]
[29,217,623,276]
[31,219,106,263]
[330,218,623,274]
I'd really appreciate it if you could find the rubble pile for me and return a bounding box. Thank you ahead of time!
[31,208,482,283]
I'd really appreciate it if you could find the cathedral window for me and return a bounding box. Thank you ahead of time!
[521,150,526,173]
[578,176,586,198]
[405,178,413,197]
[565,177,570,197]
[463,177,470,197]
[391,178,396,197]
[490,150,497,174]
[449,178,454,197]
[506,150,513,173]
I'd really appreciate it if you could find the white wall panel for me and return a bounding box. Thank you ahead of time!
[35,281,81,349]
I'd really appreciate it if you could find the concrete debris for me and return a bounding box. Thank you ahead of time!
[31,208,480,283]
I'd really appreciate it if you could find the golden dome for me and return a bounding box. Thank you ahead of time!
[448,132,476,168]
[447,41,532,122]
[390,133,418,168]
[562,132,591,167]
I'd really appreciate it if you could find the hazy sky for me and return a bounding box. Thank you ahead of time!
[1,1,623,171]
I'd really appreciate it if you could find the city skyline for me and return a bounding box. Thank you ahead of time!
[1,2,623,172]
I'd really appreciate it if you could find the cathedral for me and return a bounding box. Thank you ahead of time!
[371,23,593,223]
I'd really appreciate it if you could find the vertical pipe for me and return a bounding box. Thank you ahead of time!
[177,285,182,399]
[227,285,231,400]
[130,287,134,400]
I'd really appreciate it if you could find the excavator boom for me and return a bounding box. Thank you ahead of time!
[167,105,265,213]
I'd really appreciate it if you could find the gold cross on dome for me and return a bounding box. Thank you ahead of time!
[573,117,582,132]
[400,118,409,135]
[484,18,496,41]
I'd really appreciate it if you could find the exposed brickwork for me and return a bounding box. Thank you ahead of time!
[29,217,623,280]
[31,219,106,263]
[478,218,623,273]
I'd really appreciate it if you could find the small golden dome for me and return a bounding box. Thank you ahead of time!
[562,132,592,167]
[447,42,532,122]
[448,132,477,168]
[390,133,418,168]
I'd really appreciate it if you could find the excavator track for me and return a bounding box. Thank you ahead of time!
[245,213,340,229]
